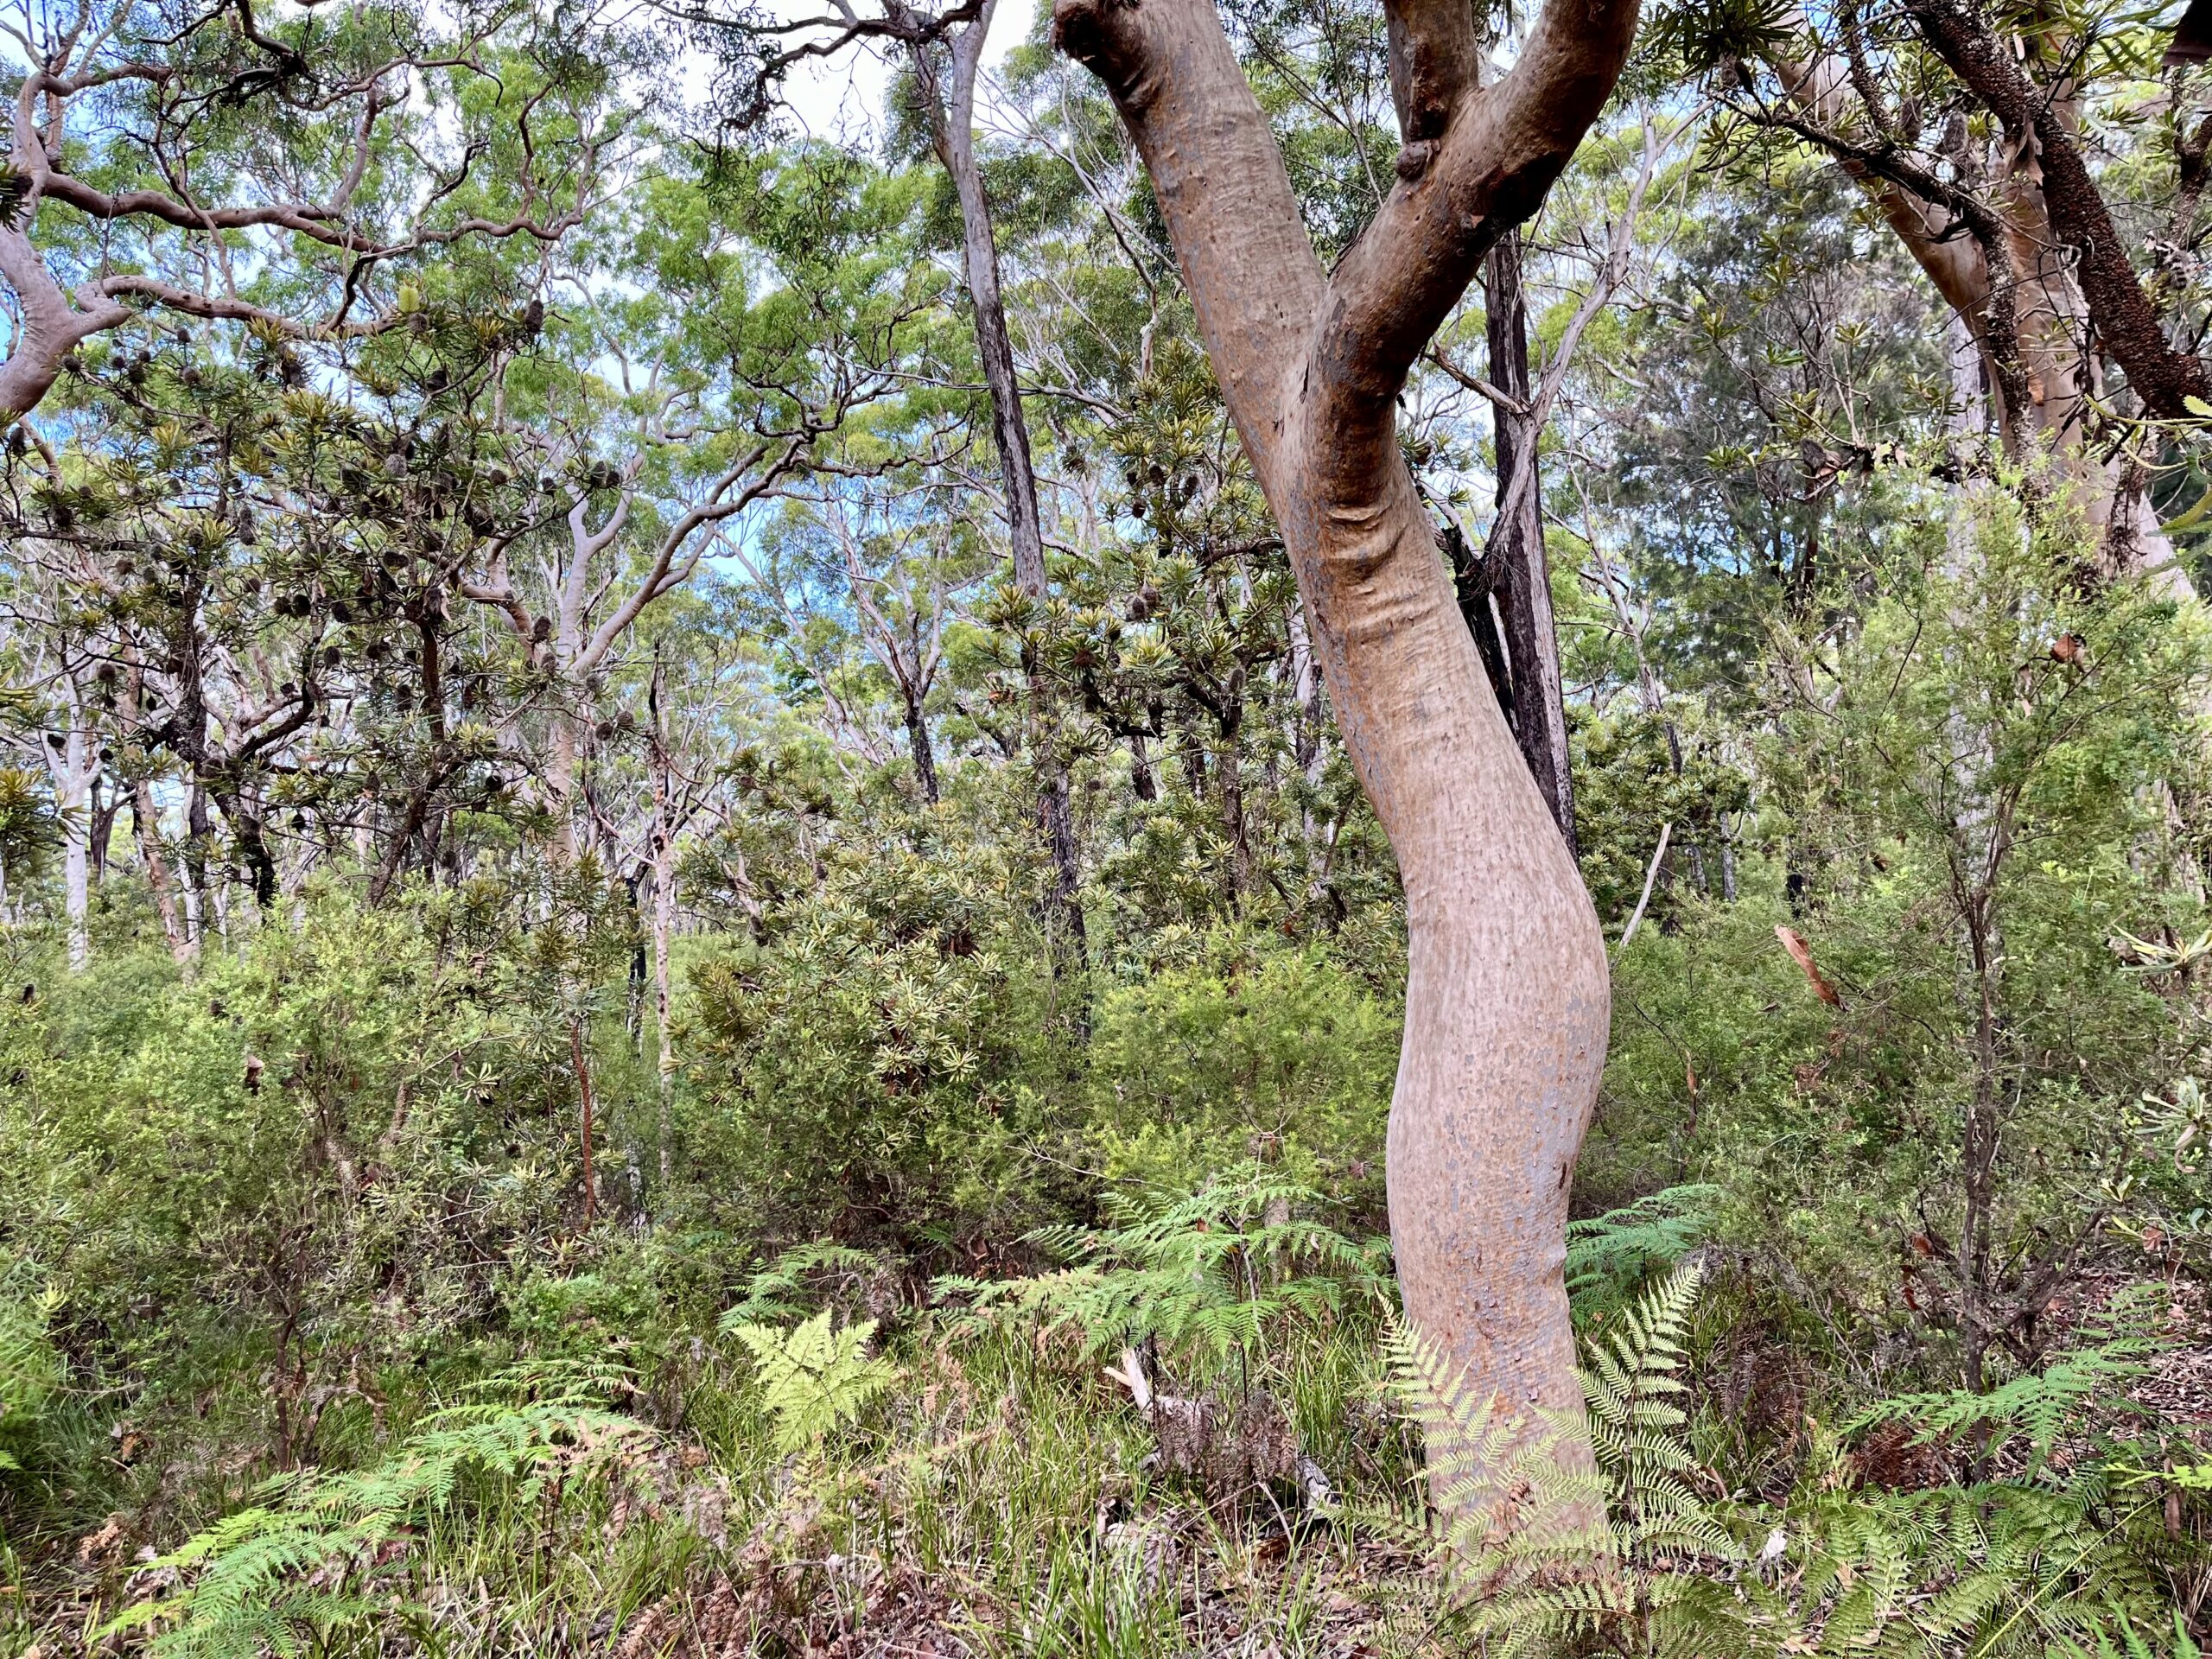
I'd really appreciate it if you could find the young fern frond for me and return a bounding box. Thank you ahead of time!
[724,1307,896,1453]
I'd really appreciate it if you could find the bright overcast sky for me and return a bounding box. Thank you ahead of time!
[764,0,1027,144]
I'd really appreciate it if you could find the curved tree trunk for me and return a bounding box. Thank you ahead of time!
[1053,0,1631,1459]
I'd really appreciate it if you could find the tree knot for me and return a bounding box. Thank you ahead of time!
[1394,140,1439,182]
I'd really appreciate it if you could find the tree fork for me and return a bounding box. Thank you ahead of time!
[1053,0,1632,1474]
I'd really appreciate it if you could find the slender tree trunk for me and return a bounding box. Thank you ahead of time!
[648,663,677,1190]
[904,695,941,804]
[626,873,647,1048]
[56,723,91,970]
[652,863,675,1189]
[181,784,207,956]
[548,709,582,859]
[570,1014,598,1228]
[132,779,192,964]
[90,777,118,886]
[1128,730,1158,802]
[1216,709,1253,900]
[1484,229,1577,852]
[914,7,1086,955]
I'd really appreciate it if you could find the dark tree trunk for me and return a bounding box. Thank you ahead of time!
[905,696,941,804]
[1484,228,1577,855]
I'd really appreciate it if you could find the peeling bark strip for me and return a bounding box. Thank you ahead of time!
[1776,925,1843,1007]
[1052,0,1632,1473]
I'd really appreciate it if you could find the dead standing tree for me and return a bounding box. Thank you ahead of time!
[1048,0,1640,1464]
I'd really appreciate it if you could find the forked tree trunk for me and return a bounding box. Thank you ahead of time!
[1773,27,2203,602]
[1053,0,1634,1465]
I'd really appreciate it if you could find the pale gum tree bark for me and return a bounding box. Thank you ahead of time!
[130,775,192,965]
[461,435,807,855]
[0,58,603,423]
[1052,0,1636,1449]
[48,716,93,970]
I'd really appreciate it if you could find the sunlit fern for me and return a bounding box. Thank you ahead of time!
[1847,1334,2155,1477]
[721,1306,897,1452]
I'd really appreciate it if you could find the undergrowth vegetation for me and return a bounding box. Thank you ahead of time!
[2,0,2211,1646]
[5,496,2212,1650]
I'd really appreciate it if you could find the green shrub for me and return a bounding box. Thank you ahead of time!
[1084,927,1398,1207]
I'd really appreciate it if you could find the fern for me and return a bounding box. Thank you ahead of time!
[1565,1184,1717,1313]
[1850,1332,2158,1474]
[1380,1264,2181,1656]
[1753,1469,2181,1656]
[1581,1263,1738,1567]
[1382,1262,1750,1656]
[931,1166,1389,1367]
[103,1360,649,1659]
[726,1241,884,1323]
[722,1306,896,1453]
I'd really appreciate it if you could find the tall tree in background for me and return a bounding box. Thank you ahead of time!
[1715,1,2212,594]
[692,0,1092,949]
[904,0,1087,950]
[1482,226,1577,849]
[1051,0,1639,1463]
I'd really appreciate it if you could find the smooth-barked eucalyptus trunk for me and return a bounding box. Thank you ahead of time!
[1052,0,1636,1481]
